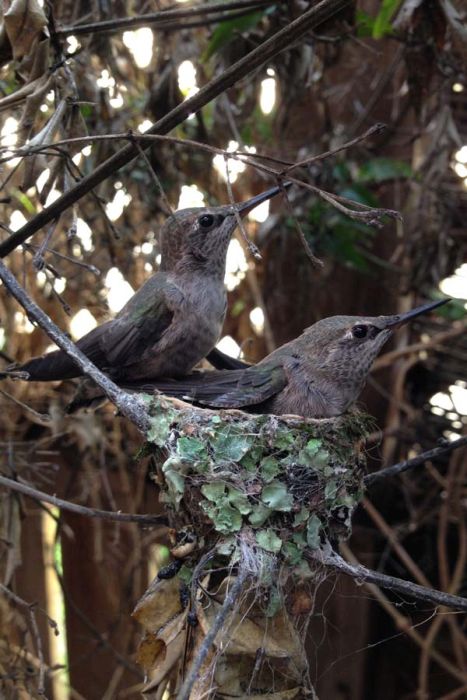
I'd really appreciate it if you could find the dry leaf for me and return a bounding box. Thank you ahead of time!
[136,633,166,672]
[132,575,182,634]
[4,0,47,59]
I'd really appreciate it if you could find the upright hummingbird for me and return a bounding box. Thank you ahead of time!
[4,184,289,383]
[128,300,449,418]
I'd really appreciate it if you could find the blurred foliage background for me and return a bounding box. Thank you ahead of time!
[0,0,466,698]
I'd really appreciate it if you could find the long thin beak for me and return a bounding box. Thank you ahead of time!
[385,299,450,329]
[237,181,292,217]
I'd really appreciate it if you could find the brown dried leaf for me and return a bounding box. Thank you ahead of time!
[141,629,186,691]
[132,575,182,634]
[136,633,166,672]
[4,0,47,59]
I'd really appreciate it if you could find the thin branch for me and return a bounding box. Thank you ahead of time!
[0,0,351,258]
[0,474,167,525]
[0,583,57,695]
[177,569,248,700]
[365,436,467,486]
[57,0,274,36]
[280,122,386,175]
[309,546,467,612]
[0,260,150,431]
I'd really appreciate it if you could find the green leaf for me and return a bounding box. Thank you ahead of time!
[12,189,36,214]
[228,487,252,515]
[163,469,185,505]
[357,158,413,184]
[147,412,173,445]
[372,0,403,39]
[176,437,208,462]
[201,500,242,534]
[324,479,338,501]
[201,482,226,501]
[293,507,310,526]
[203,11,265,62]
[306,515,322,549]
[260,455,281,483]
[248,504,272,528]
[261,481,294,512]
[283,541,303,565]
[256,529,282,553]
[266,587,281,617]
[212,431,253,462]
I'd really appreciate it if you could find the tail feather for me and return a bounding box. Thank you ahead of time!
[15,349,83,381]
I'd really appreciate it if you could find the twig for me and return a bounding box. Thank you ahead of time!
[364,437,467,486]
[338,543,467,686]
[280,123,386,175]
[57,0,274,36]
[309,546,467,612]
[0,0,351,258]
[0,260,150,431]
[373,320,467,370]
[0,474,167,525]
[177,569,248,700]
[0,583,57,695]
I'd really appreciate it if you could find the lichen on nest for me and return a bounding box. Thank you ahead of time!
[144,394,371,572]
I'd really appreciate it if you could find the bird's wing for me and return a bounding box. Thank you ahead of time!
[98,275,181,370]
[206,348,250,370]
[125,363,287,408]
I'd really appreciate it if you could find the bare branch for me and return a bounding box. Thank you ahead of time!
[0,260,150,431]
[57,0,274,37]
[0,474,167,525]
[308,547,467,612]
[0,0,351,258]
[365,437,467,486]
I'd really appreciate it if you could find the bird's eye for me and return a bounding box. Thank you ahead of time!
[198,214,215,228]
[352,324,368,339]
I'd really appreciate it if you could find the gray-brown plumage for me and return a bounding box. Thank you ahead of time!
[5,185,287,383]
[130,300,449,418]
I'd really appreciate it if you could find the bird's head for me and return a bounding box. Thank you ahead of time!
[304,299,449,390]
[159,183,291,276]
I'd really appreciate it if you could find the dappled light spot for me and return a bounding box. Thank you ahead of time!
[216,335,242,358]
[9,210,27,231]
[439,263,467,301]
[260,71,276,115]
[14,311,34,334]
[44,189,62,207]
[248,198,269,223]
[105,267,134,313]
[76,218,93,252]
[249,306,264,334]
[123,28,153,69]
[29,167,50,199]
[225,239,247,291]
[454,145,467,164]
[67,35,79,54]
[1,116,18,147]
[53,277,66,294]
[213,141,257,184]
[105,187,132,222]
[452,83,464,92]
[177,60,198,98]
[177,184,205,209]
[138,119,153,133]
[70,309,97,339]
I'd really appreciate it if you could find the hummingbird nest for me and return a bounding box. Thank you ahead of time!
[134,395,371,698]
[145,394,370,574]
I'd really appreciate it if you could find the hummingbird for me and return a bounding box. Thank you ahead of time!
[125,299,449,418]
[3,184,289,383]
